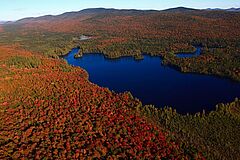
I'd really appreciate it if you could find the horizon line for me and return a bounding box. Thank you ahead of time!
[1,6,239,22]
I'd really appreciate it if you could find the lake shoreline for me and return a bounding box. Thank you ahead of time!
[61,46,239,83]
[63,47,240,114]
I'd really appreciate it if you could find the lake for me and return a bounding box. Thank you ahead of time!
[176,47,201,58]
[63,48,240,114]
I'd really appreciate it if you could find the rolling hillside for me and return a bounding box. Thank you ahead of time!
[0,45,206,159]
[1,8,240,81]
[0,7,240,159]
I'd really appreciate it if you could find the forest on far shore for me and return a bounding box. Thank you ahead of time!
[1,8,239,80]
[0,44,239,159]
[0,7,240,159]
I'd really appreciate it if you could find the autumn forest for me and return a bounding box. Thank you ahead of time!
[0,7,240,159]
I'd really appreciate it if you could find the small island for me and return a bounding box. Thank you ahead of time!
[74,49,83,58]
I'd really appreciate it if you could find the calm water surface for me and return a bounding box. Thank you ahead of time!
[63,48,240,114]
[176,47,201,58]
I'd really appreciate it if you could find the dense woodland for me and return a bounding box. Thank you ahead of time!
[0,45,239,159]
[0,8,240,159]
[0,26,3,32]
[0,44,239,159]
[0,45,206,159]
[0,8,239,80]
[140,99,240,160]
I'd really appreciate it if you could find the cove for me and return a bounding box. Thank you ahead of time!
[176,46,201,58]
[63,48,240,114]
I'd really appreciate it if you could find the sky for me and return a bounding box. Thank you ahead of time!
[1,0,240,21]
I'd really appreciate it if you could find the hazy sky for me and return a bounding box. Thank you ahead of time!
[1,0,240,21]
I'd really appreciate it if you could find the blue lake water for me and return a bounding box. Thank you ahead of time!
[176,47,201,58]
[63,48,240,114]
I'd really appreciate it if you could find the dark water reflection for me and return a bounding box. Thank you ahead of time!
[63,48,240,114]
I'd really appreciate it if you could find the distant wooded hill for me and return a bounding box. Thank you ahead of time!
[1,7,240,81]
